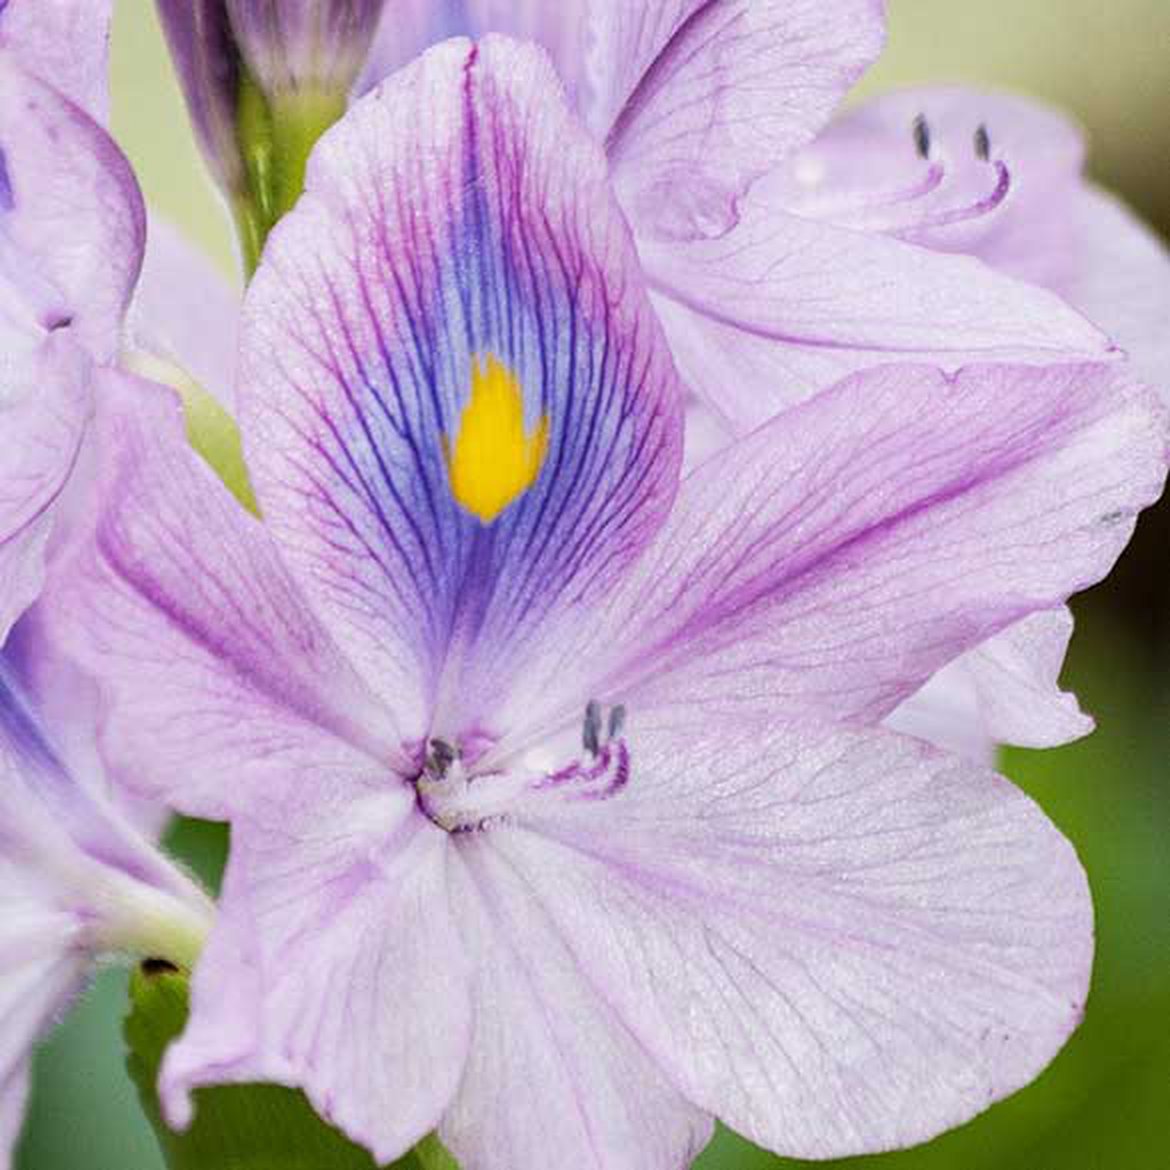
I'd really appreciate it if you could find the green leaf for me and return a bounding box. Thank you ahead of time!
[124,963,421,1170]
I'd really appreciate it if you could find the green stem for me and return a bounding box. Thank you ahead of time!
[234,77,346,277]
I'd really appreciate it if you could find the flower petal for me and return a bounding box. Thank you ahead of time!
[241,37,682,731]
[0,0,112,122]
[888,608,1092,761]
[641,195,1114,432]
[594,1,885,238]
[1059,187,1170,398]
[771,86,1086,261]
[439,836,713,1170]
[129,216,241,412]
[164,783,471,1165]
[510,362,1167,737]
[0,57,144,361]
[496,715,1093,1159]
[360,2,591,107]
[46,370,399,819]
[0,338,90,642]
[0,868,86,1170]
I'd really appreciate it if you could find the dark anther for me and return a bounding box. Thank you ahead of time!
[912,114,931,160]
[141,957,179,977]
[607,704,627,741]
[43,311,74,332]
[974,124,991,161]
[426,737,456,779]
[583,700,602,756]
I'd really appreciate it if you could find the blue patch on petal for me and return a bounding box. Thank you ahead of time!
[249,40,683,729]
[0,145,14,211]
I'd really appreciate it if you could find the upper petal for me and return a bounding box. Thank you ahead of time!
[641,194,1113,432]
[439,836,713,1170]
[1,1059,29,1170]
[45,369,399,820]
[495,714,1093,1158]
[0,56,145,361]
[164,782,472,1165]
[241,37,682,733]
[0,0,112,122]
[594,1,885,238]
[509,362,1167,737]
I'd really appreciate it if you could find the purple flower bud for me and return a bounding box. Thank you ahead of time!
[225,0,386,100]
[155,1,245,192]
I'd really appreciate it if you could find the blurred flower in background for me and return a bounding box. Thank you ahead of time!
[13,2,1170,1169]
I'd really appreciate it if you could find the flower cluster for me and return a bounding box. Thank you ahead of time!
[1,3,1168,1170]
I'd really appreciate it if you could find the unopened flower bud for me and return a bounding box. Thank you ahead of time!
[225,1,387,102]
[155,1,386,273]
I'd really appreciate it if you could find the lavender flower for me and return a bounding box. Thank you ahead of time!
[771,86,1170,400]
[0,656,212,1168]
[358,0,1113,435]
[51,40,1168,1168]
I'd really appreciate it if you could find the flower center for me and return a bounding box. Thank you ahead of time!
[413,702,630,834]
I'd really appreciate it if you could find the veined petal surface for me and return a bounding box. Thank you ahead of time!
[0,57,144,361]
[592,1,885,237]
[492,714,1092,1159]
[241,37,682,733]
[439,838,713,1170]
[508,362,1167,737]
[48,370,399,819]
[360,2,591,108]
[164,781,471,1165]
[642,195,1112,432]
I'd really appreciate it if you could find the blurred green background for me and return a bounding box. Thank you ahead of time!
[17,1,1170,1167]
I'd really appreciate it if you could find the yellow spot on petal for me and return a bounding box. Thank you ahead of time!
[445,354,549,523]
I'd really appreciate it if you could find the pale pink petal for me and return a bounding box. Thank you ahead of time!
[45,369,400,820]
[498,715,1092,1158]
[241,37,682,731]
[641,195,1114,432]
[0,339,90,642]
[164,782,471,1165]
[506,362,1167,739]
[438,836,713,1170]
[594,2,885,237]
[129,217,241,411]
[0,1,112,122]
[0,58,144,361]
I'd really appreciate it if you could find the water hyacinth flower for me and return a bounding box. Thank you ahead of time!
[52,40,1169,1168]
[359,0,1115,434]
[0,654,212,1169]
[770,86,1170,400]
